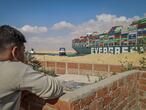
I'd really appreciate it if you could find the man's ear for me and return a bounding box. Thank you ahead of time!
[11,46,18,60]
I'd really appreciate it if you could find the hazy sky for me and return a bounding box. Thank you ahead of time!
[0,0,146,51]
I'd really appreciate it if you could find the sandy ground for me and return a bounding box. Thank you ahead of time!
[57,74,99,83]
[56,74,98,92]
[34,52,146,66]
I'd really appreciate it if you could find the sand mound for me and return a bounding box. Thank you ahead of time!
[34,52,146,66]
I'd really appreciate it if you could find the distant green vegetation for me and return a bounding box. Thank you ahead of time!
[66,53,77,57]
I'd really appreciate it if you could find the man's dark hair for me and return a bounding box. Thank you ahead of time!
[0,25,26,52]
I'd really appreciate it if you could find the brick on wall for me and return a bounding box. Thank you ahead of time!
[79,64,92,70]
[110,65,123,72]
[56,68,66,74]
[67,63,78,74]
[56,62,66,68]
[40,61,45,67]
[93,64,109,77]
[21,71,141,110]
[138,72,146,110]
[68,63,78,69]
[69,72,138,110]
[56,62,66,74]
[79,63,92,75]
[47,62,55,71]
[94,64,108,72]
[40,61,125,75]
[109,65,123,73]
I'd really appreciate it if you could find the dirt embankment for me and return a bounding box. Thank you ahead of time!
[34,52,146,66]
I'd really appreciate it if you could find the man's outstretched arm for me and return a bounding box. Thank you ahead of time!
[19,66,63,99]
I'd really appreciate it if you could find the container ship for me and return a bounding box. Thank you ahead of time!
[72,18,146,54]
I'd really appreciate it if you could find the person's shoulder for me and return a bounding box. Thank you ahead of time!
[9,61,27,66]
[6,61,28,71]
[1,61,30,78]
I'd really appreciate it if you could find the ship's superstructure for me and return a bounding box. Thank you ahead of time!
[72,18,146,54]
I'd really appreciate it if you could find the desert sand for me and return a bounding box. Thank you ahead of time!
[34,52,146,66]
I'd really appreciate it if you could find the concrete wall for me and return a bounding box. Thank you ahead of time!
[21,70,146,110]
[41,61,123,77]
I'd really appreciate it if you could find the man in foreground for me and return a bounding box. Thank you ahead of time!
[0,25,63,110]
